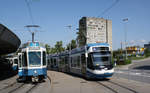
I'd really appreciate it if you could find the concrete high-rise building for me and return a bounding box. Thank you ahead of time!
[77,17,112,50]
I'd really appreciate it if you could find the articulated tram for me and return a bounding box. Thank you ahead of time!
[18,42,47,82]
[48,43,114,79]
[47,54,59,70]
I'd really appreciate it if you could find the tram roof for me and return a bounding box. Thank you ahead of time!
[71,43,109,54]
[87,43,109,47]
[21,41,45,48]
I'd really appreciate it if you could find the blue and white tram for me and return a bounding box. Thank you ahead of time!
[7,56,18,71]
[70,43,114,79]
[58,51,69,72]
[18,42,47,82]
[12,56,18,71]
[47,54,59,70]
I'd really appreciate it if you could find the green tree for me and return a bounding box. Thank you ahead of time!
[66,39,77,50]
[45,44,51,54]
[55,41,65,53]
[76,31,86,47]
[50,47,57,54]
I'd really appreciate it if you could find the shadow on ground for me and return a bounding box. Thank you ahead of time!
[0,58,17,81]
[133,65,150,70]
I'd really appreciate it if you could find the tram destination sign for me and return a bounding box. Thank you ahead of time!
[92,47,109,51]
[29,47,40,50]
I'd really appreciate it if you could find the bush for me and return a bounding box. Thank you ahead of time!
[115,56,132,65]
[124,59,132,65]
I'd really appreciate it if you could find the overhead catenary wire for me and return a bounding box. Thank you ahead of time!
[25,0,35,25]
[98,0,119,17]
[24,0,41,42]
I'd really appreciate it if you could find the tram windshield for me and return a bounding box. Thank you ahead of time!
[29,52,41,66]
[92,52,111,66]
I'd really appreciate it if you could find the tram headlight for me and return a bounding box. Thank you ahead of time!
[34,70,37,74]
[96,64,99,66]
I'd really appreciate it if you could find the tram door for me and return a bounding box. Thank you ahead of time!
[81,54,86,76]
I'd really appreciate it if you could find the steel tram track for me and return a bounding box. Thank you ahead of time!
[0,81,25,93]
[96,81,118,93]
[26,76,51,93]
[1,81,40,93]
[8,83,25,93]
[26,83,39,93]
[0,81,17,91]
[7,81,40,93]
[107,81,138,93]
[0,75,54,93]
[96,80,138,93]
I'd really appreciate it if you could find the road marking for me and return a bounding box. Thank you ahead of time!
[115,71,150,78]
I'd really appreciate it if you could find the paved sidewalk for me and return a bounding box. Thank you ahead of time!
[47,70,150,93]
[47,71,107,93]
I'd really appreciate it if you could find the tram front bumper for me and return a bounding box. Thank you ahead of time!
[18,68,47,77]
[86,69,114,79]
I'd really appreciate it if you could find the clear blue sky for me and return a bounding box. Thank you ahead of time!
[0,0,150,50]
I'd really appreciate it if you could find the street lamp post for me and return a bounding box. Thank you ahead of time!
[66,25,72,53]
[123,18,128,60]
[65,25,73,72]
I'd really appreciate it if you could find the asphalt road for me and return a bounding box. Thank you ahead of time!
[129,57,150,70]
[114,57,150,84]
[48,70,150,93]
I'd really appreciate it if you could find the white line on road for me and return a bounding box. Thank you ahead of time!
[115,71,150,78]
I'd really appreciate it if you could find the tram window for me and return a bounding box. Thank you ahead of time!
[51,58,53,63]
[43,52,46,66]
[54,59,56,66]
[73,57,76,67]
[74,56,78,67]
[22,52,27,67]
[60,57,62,65]
[62,58,65,65]
[48,59,51,65]
[65,56,69,64]
[77,56,80,68]
[71,57,73,67]
[48,59,50,64]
